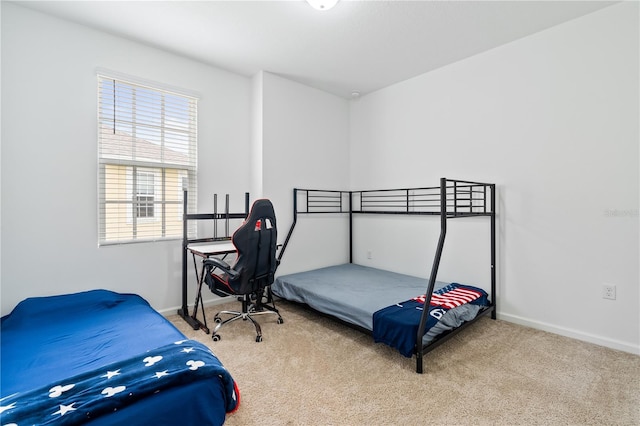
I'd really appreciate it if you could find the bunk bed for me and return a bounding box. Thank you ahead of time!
[273,178,496,373]
[1,289,239,425]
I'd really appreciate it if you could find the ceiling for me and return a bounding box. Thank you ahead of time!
[14,0,616,98]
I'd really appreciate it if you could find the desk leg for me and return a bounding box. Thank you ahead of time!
[181,250,232,333]
[178,246,200,330]
[190,253,210,334]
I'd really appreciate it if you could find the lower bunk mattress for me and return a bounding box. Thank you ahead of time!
[1,289,238,426]
[272,263,489,356]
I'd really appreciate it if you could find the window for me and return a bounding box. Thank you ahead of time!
[135,170,155,219]
[98,75,197,245]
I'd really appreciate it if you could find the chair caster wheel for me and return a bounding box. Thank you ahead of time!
[212,334,221,341]
[255,335,262,343]
[277,318,284,324]
[214,316,222,323]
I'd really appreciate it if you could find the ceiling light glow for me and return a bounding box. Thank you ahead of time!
[306,0,339,11]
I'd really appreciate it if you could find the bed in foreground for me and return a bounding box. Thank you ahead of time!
[273,178,496,373]
[1,289,239,425]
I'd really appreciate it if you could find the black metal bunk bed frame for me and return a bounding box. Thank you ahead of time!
[277,178,496,374]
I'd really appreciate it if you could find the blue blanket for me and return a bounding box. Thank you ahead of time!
[372,283,488,357]
[0,339,238,425]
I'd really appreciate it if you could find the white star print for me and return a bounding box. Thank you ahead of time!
[52,403,76,416]
[154,370,169,379]
[102,370,121,379]
[182,347,195,353]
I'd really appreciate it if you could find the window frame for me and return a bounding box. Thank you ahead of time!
[97,73,198,246]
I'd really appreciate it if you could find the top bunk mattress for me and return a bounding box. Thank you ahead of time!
[272,263,447,331]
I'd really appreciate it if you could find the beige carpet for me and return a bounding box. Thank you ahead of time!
[168,300,639,426]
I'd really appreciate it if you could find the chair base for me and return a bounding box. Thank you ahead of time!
[211,288,283,342]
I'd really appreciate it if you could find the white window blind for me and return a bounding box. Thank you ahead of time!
[98,75,197,245]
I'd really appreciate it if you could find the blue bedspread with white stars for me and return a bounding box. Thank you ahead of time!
[1,290,238,425]
[0,340,238,425]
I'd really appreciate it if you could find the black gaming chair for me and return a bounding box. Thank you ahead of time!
[203,199,283,342]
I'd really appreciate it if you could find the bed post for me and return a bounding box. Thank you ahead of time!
[278,188,298,265]
[490,184,497,320]
[349,191,353,264]
[415,177,448,374]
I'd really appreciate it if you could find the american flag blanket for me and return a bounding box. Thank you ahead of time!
[0,339,239,425]
[372,283,488,357]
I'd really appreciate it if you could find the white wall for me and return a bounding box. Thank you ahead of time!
[260,72,351,275]
[250,72,264,198]
[1,3,252,315]
[350,2,639,353]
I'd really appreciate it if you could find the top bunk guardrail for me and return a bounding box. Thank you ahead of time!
[292,179,494,217]
[278,178,496,265]
[293,189,351,214]
[353,179,494,217]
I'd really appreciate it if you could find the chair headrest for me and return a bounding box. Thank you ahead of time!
[232,199,276,253]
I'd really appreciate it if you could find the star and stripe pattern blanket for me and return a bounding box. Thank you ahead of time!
[372,283,488,357]
[0,339,239,425]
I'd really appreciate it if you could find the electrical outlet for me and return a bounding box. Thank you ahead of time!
[367,250,372,259]
[602,284,616,300]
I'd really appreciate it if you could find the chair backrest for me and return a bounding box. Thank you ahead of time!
[227,199,278,295]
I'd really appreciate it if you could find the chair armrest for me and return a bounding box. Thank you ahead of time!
[203,258,240,280]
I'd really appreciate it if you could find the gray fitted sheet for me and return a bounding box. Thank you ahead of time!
[272,263,448,331]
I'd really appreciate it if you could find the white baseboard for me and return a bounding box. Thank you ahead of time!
[499,313,640,355]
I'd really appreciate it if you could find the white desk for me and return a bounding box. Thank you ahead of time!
[185,241,237,334]
[178,192,250,332]
[187,241,236,258]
